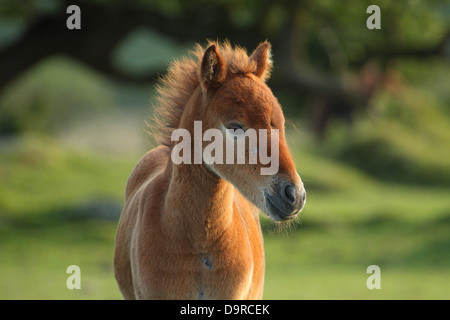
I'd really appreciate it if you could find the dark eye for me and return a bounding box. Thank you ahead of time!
[226,121,245,136]
[226,122,245,131]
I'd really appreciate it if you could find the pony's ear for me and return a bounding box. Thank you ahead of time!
[250,41,272,81]
[200,44,226,90]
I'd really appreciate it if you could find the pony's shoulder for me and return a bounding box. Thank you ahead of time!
[125,146,169,199]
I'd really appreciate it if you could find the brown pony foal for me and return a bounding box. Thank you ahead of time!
[114,41,306,299]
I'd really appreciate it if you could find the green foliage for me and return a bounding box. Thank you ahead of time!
[0,0,61,20]
[113,28,189,76]
[328,68,450,186]
[0,57,114,134]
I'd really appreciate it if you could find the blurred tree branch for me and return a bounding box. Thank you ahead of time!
[357,31,450,67]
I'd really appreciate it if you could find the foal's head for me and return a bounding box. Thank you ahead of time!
[198,42,306,221]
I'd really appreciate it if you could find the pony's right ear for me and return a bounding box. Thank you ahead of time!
[200,44,226,91]
[250,41,272,81]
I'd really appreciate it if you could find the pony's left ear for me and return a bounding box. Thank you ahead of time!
[250,41,272,81]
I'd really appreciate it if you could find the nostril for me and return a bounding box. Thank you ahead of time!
[282,183,296,203]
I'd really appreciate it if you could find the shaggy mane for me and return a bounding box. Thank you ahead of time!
[149,41,271,147]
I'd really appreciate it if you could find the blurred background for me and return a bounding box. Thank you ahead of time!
[0,0,449,299]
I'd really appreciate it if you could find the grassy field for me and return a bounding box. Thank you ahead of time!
[0,124,448,299]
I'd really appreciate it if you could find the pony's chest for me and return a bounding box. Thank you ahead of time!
[139,214,264,299]
[195,250,256,299]
[196,233,264,299]
[142,245,258,299]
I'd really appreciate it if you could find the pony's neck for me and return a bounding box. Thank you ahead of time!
[163,161,234,251]
[162,86,235,251]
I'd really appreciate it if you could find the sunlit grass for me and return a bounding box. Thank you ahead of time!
[0,134,133,219]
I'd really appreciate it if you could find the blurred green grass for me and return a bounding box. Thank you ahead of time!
[0,127,449,299]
